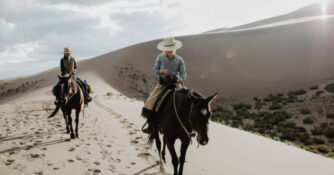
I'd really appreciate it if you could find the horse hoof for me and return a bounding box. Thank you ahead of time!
[75,134,79,138]
[70,134,75,139]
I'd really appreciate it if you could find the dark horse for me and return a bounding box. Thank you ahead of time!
[147,78,217,175]
[48,74,84,139]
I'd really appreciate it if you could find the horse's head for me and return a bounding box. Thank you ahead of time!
[189,90,217,145]
[57,74,75,105]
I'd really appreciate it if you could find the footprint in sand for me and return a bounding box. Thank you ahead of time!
[5,159,15,166]
[93,161,100,165]
[93,169,101,174]
[137,152,151,158]
[131,140,139,144]
[67,159,74,163]
[68,147,75,152]
[30,154,40,158]
[34,171,43,175]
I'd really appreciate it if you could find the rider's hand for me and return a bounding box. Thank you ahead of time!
[178,78,184,84]
[159,69,171,75]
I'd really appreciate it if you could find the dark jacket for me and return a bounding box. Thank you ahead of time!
[60,56,77,75]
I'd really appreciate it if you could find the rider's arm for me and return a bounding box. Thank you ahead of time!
[60,59,66,75]
[152,55,161,78]
[73,58,77,74]
[178,57,186,80]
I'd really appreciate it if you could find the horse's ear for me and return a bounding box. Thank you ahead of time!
[57,75,61,79]
[206,93,218,104]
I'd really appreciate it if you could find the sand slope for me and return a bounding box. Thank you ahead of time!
[3,8,334,104]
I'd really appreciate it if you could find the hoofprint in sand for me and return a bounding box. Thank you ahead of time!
[0,86,165,175]
[0,82,334,175]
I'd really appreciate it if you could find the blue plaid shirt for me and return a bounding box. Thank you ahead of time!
[152,53,187,80]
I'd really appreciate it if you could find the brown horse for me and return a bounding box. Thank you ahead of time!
[148,87,217,175]
[49,74,84,139]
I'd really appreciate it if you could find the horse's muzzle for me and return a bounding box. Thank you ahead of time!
[200,138,209,145]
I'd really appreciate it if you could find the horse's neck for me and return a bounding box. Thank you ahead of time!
[175,90,192,117]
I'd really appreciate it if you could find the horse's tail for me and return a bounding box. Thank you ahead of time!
[141,121,155,146]
[147,130,156,146]
[48,105,60,118]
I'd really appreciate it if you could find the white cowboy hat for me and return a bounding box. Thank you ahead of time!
[61,47,72,53]
[157,37,182,51]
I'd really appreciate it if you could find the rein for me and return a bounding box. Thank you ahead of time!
[172,90,196,139]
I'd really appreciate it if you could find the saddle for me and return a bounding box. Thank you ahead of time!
[154,75,182,112]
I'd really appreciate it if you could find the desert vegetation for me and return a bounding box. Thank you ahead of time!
[211,82,334,158]
[114,65,153,100]
[0,79,44,98]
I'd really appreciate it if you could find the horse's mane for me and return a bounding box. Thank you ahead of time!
[190,90,205,99]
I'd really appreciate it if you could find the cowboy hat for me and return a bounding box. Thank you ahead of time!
[61,47,72,54]
[157,37,182,51]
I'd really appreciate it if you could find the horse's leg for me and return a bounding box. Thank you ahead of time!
[162,135,167,163]
[155,132,165,172]
[178,139,190,175]
[62,108,70,133]
[67,109,75,139]
[75,105,81,138]
[166,137,178,175]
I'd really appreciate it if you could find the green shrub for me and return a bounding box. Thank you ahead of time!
[324,127,334,138]
[320,122,328,129]
[326,113,334,119]
[300,108,311,115]
[303,117,314,124]
[297,132,311,145]
[232,103,252,110]
[312,137,325,144]
[244,124,254,131]
[211,107,233,123]
[317,145,329,154]
[316,90,324,96]
[294,89,307,95]
[263,94,276,102]
[304,146,317,153]
[231,120,243,128]
[106,92,114,96]
[269,103,281,110]
[324,83,334,93]
[280,128,296,141]
[310,86,318,90]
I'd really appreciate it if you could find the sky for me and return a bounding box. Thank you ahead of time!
[0,0,327,79]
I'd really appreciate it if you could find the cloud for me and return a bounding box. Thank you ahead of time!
[0,18,15,30]
[0,42,41,64]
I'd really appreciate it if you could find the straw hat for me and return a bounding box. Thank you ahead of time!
[61,47,72,54]
[157,37,182,51]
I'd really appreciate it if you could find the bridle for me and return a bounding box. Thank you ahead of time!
[172,90,197,140]
[59,77,75,105]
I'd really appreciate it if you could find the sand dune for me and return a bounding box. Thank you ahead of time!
[2,3,334,104]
